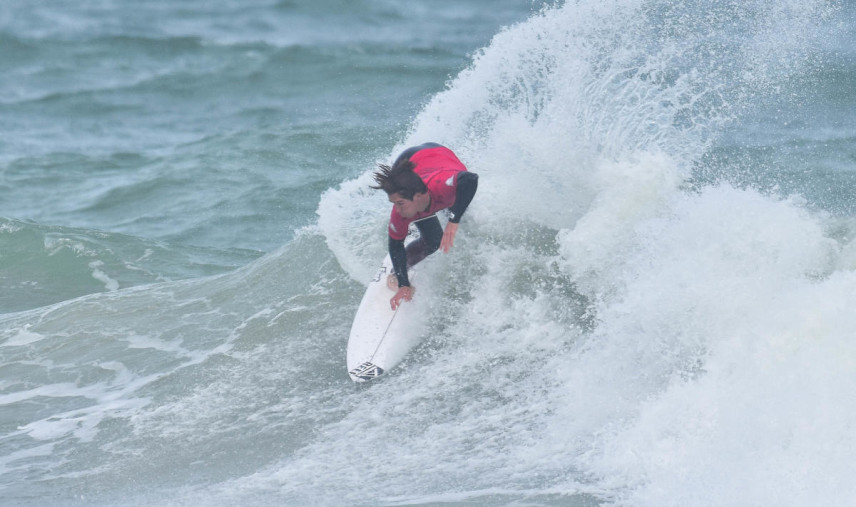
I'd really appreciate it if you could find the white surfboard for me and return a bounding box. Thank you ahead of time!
[347,255,426,382]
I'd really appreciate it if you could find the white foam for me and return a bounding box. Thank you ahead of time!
[0,0,847,504]
[549,185,852,504]
[89,260,120,291]
[1,325,46,347]
[311,0,852,504]
[0,442,56,477]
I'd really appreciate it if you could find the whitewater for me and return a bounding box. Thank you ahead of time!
[2,0,855,505]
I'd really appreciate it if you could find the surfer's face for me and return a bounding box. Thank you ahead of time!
[389,192,418,218]
[389,192,427,218]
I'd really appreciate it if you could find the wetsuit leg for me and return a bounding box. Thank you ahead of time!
[405,215,443,268]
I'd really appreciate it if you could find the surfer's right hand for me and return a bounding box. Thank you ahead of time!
[390,285,414,310]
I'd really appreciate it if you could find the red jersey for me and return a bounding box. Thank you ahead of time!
[387,146,468,240]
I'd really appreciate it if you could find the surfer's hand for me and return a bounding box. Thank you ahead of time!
[390,285,414,310]
[440,222,458,253]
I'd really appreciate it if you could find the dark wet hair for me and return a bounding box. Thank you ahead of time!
[370,159,426,200]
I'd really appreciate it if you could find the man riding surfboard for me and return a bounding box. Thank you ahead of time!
[371,143,478,310]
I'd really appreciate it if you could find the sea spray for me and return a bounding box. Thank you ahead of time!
[0,0,852,505]
[318,0,854,505]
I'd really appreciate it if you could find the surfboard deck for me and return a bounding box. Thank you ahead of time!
[346,255,425,382]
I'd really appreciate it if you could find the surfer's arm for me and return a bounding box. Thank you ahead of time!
[440,222,458,253]
[447,171,478,224]
[442,172,478,252]
[388,236,411,287]
[388,237,414,310]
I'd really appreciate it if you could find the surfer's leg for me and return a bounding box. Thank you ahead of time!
[406,215,443,268]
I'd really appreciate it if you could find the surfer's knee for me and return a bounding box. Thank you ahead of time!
[418,218,443,255]
[425,234,441,255]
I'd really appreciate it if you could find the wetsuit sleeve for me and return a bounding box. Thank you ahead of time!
[448,171,478,223]
[389,236,410,287]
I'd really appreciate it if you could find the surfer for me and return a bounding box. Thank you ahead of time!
[371,143,478,310]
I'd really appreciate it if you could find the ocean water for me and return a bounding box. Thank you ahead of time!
[1,0,854,505]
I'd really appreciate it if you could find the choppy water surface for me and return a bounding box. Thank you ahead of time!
[2,1,855,505]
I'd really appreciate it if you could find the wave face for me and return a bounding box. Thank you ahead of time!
[2,0,855,505]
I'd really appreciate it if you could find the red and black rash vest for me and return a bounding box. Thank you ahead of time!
[387,144,469,240]
[386,143,478,288]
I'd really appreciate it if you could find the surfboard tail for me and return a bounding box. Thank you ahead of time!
[349,362,385,382]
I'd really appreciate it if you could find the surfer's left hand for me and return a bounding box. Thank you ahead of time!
[390,285,414,310]
[440,222,458,253]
